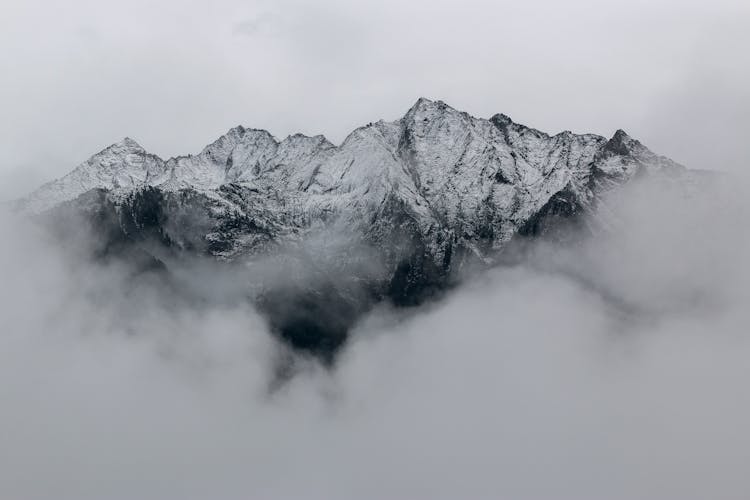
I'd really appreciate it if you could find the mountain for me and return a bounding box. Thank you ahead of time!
[16,98,698,360]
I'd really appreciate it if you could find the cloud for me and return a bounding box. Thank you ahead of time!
[0,171,748,499]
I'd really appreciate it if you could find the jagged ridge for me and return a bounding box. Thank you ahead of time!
[17,98,694,360]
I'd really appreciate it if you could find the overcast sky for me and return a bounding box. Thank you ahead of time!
[1,0,748,200]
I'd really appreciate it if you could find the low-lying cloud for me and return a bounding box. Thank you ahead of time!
[1,173,749,500]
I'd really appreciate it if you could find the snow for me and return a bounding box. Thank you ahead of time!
[18,98,687,257]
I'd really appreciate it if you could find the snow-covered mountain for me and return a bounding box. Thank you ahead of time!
[17,98,699,359]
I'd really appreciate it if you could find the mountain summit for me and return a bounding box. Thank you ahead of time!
[17,98,697,359]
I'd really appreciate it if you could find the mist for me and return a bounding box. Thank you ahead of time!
[1,172,749,500]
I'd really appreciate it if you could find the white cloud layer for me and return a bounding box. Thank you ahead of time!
[0,172,748,499]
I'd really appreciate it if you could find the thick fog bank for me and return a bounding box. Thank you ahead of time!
[1,174,749,500]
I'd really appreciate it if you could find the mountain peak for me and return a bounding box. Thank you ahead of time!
[89,137,147,158]
[90,137,147,159]
[490,113,514,127]
[404,98,464,127]
[406,97,456,114]
[410,96,434,109]
[612,129,631,140]
[227,125,247,135]
[604,129,638,156]
[116,137,143,149]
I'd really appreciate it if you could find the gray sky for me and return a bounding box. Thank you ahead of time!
[1,0,748,200]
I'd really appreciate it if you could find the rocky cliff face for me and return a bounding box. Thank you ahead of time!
[17,98,697,360]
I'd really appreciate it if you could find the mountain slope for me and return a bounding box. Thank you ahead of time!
[17,98,695,360]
